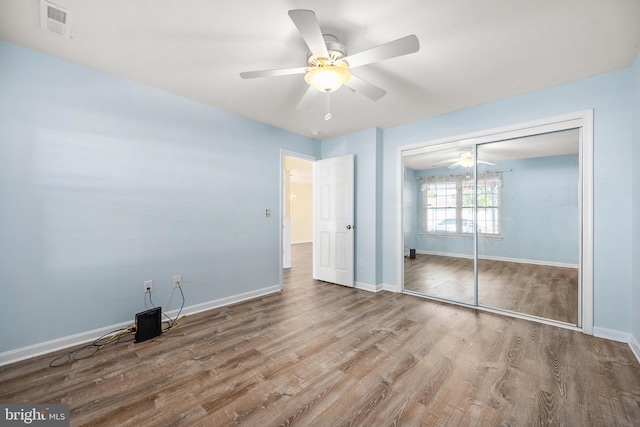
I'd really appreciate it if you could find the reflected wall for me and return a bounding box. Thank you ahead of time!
[403,130,580,325]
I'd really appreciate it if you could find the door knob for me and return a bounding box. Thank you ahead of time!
[346,225,352,230]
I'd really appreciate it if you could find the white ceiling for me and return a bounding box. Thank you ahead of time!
[1,1,639,141]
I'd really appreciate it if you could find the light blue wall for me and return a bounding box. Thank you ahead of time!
[407,154,579,265]
[1,39,637,353]
[633,52,640,345]
[0,41,319,353]
[382,69,633,332]
[320,128,382,286]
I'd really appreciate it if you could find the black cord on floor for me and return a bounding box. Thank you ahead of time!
[49,282,187,367]
[49,325,136,368]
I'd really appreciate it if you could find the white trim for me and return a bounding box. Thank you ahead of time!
[0,320,133,368]
[415,249,578,269]
[593,326,631,343]
[0,285,281,367]
[579,109,594,334]
[354,281,381,292]
[398,110,594,334]
[165,285,281,319]
[401,112,586,156]
[480,255,577,269]
[397,145,405,296]
[354,281,401,293]
[381,283,401,293]
[292,240,313,245]
[629,335,640,365]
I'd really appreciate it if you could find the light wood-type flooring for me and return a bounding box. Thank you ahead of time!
[404,254,578,325]
[1,243,639,426]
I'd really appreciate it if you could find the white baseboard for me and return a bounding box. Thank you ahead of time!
[355,281,380,292]
[382,283,401,293]
[415,250,578,269]
[292,240,312,245]
[354,282,401,293]
[0,285,282,367]
[0,320,135,368]
[593,326,631,343]
[165,285,281,319]
[480,254,578,268]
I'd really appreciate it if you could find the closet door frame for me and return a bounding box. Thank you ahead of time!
[397,110,593,334]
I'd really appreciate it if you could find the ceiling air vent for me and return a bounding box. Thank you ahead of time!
[40,1,73,38]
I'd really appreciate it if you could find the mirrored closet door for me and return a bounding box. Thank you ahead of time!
[402,128,581,327]
[403,146,476,304]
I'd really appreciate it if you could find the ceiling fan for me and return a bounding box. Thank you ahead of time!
[446,151,496,169]
[239,9,420,120]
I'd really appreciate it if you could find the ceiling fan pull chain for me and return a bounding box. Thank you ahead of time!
[325,89,332,120]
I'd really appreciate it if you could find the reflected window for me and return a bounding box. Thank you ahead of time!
[421,174,502,236]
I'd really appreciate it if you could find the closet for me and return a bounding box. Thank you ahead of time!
[401,114,593,330]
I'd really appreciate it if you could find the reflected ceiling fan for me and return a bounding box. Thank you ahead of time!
[446,151,495,169]
[239,9,420,120]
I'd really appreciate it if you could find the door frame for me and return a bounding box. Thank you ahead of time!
[396,110,594,334]
[279,150,319,289]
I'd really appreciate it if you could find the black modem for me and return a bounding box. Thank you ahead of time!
[134,307,162,343]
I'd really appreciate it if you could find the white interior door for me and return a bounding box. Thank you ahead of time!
[313,154,354,287]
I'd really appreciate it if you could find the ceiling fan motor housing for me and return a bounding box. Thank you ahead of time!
[307,34,348,67]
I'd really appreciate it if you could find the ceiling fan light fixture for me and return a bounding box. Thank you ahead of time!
[460,152,475,168]
[304,60,351,92]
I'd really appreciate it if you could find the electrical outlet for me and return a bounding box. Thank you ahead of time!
[359,258,364,267]
[172,275,182,288]
[144,280,153,294]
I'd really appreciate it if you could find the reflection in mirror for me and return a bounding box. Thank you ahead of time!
[403,146,475,305]
[476,130,580,324]
[402,128,580,326]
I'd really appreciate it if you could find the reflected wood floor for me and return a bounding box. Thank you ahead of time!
[1,243,638,426]
[404,254,578,325]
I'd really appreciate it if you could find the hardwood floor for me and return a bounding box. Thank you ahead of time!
[1,243,638,426]
[404,254,579,325]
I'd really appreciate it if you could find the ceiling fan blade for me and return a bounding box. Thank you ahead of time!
[343,35,420,68]
[448,161,462,169]
[288,9,329,59]
[478,160,496,165]
[296,85,319,110]
[344,75,387,100]
[240,67,307,79]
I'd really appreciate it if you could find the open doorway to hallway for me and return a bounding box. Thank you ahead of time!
[283,155,314,275]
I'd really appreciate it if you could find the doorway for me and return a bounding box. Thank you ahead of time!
[399,112,594,333]
[282,153,315,282]
[281,152,356,290]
